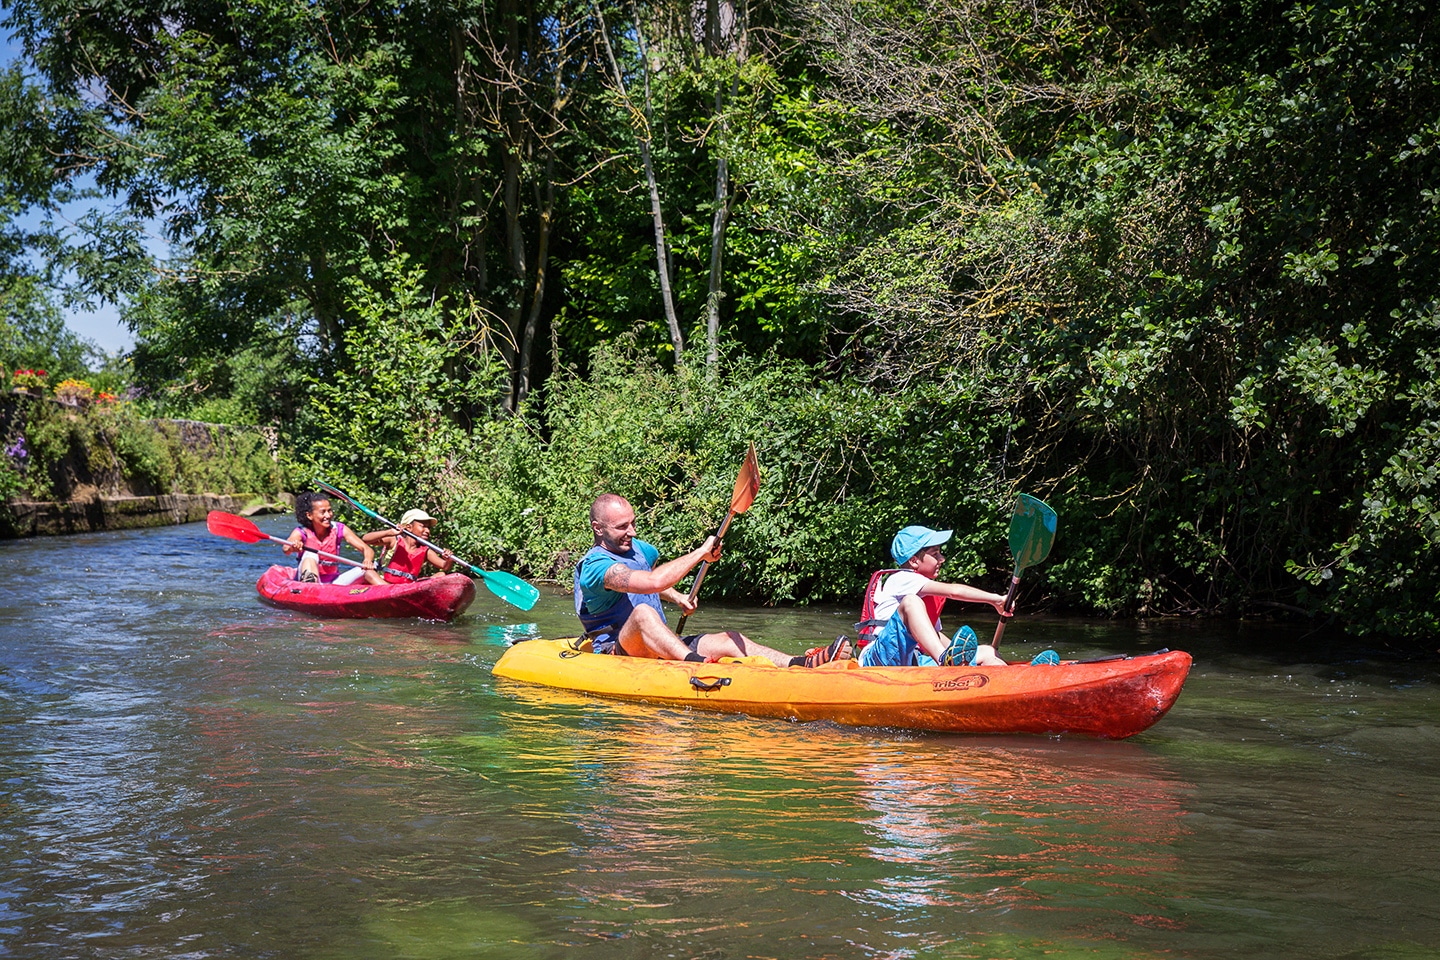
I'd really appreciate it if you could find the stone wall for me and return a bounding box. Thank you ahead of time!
[6,492,291,537]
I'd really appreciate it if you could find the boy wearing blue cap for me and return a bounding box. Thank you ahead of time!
[858,525,1029,668]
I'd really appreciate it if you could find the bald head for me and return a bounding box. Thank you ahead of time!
[589,493,629,524]
[590,494,637,553]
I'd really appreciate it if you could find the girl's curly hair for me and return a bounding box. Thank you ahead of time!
[294,491,327,525]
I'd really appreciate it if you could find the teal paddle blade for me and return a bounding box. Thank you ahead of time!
[1009,494,1057,572]
[473,567,541,611]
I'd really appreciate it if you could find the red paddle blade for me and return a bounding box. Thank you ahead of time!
[731,443,761,515]
[206,510,267,544]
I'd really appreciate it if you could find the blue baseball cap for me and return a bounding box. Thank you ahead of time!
[891,525,952,565]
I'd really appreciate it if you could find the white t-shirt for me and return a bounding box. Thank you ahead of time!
[871,571,937,625]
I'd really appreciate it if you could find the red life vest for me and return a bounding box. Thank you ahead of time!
[295,521,347,583]
[383,535,428,584]
[855,569,946,649]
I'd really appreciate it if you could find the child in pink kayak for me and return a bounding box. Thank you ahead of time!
[360,508,457,583]
[282,492,384,585]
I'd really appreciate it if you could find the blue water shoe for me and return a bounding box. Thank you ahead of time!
[941,625,979,666]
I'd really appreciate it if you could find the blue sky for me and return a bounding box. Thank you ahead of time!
[4,17,137,354]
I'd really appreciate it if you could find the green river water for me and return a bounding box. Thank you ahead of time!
[1,518,1438,959]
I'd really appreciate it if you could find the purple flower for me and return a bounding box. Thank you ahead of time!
[5,436,27,460]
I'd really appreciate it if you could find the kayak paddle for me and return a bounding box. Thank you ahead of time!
[675,443,761,635]
[312,479,540,611]
[206,510,370,571]
[991,493,1058,646]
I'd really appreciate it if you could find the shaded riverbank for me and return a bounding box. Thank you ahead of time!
[1,397,287,537]
[1,518,1437,958]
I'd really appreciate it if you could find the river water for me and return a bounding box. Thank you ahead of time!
[1,518,1437,959]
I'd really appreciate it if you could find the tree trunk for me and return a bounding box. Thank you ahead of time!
[597,3,684,360]
[501,144,526,412]
[705,1,744,376]
[309,247,345,362]
[498,0,528,412]
[517,147,556,404]
[705,88,729,376]
[641,136,684,359]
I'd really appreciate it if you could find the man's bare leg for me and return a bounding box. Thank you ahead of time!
[616,605,694,660]
[897,595,1007,665]
[616,608,850,667]
[693,631,794,668]
[617,608,800,666]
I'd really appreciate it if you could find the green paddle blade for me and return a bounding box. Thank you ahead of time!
[474,567,541,611]
[1009,493,1058,572]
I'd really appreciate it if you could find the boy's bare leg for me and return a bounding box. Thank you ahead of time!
[897,595,1007,665]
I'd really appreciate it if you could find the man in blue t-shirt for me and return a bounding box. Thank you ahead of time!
[574,494,849,667]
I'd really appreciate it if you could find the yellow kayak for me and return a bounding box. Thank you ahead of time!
[492,638,1192,739]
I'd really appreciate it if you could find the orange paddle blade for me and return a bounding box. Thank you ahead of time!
[206,510,267,544]
[730,443,761,514]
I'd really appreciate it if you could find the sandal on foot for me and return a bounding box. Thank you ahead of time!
[941,625,979,666]
[805,635,852,668]
[1030,649,1060,665]
[297,570,320,584]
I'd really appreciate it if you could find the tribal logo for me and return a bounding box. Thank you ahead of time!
[932,674,988,692]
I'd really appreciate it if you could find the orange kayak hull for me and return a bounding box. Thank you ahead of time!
[492,639,1191,739]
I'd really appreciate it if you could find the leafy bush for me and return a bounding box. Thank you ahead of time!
[283,257,508,521]
[436,343,1015,605]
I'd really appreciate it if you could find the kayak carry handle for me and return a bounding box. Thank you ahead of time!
[689,676,732,692]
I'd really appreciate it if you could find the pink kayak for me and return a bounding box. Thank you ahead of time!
[254,564,476,621]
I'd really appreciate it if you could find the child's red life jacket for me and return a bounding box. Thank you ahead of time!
[855,569,946,649]
[383,535,428,583]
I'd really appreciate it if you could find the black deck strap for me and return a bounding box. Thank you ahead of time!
[1074,654,1129,664]
[554,633,599,651]
[689,676,732,692]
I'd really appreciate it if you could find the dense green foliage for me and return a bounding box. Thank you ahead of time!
[2,0,1436,640]
[0,66,87,381]
[429,345,1007,599]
